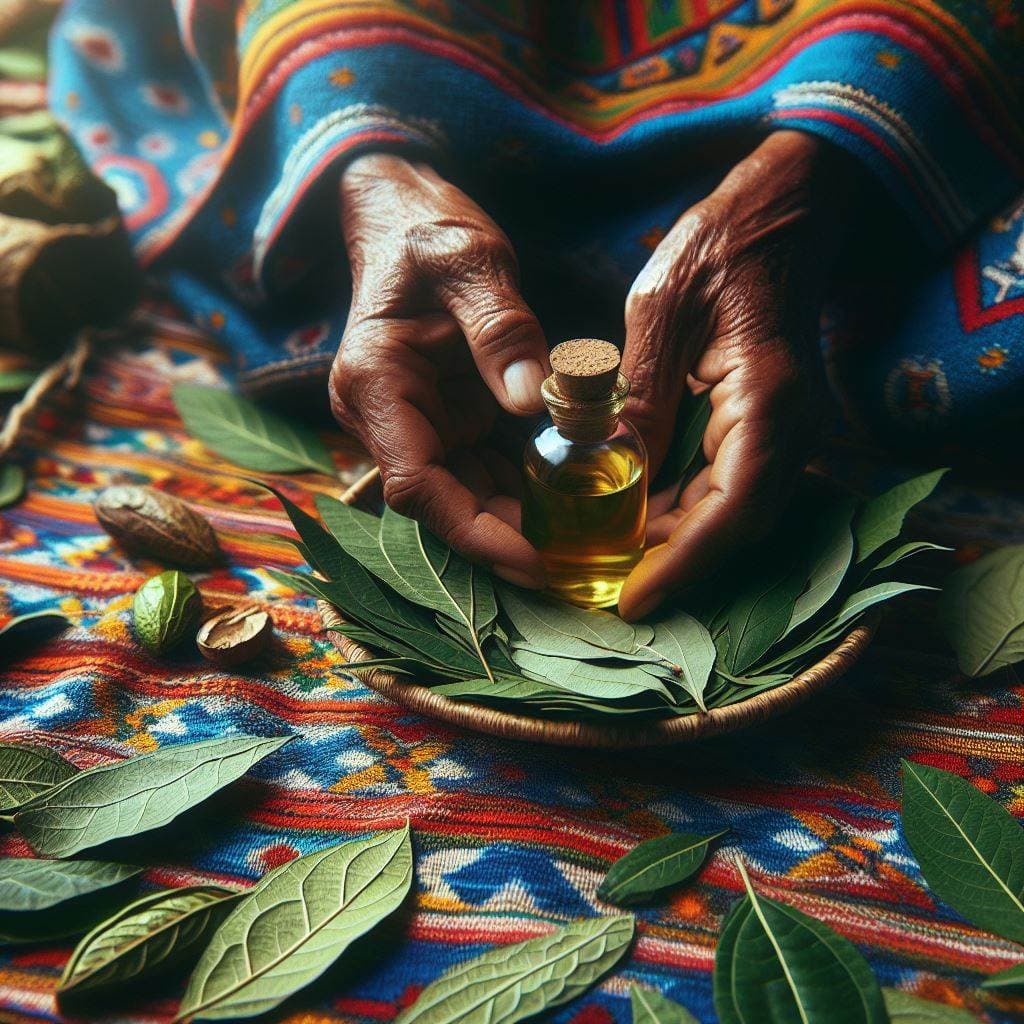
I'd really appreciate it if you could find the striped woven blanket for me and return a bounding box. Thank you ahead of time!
[0,321,1022,1024]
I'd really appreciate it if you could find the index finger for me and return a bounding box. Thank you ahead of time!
[356,372,546,589]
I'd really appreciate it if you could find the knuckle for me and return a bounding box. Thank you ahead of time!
[624,281,656,325]
[382,468,473,552]
[626,256,672,318]
[407,221,512,282]
[381,467,433,520]
[445,519,479,556]
[328,355,360,431]
[329,327,389,432]
[464,305,536,356]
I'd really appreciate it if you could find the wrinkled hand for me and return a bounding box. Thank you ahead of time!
[331,153,549,587]
[618,131,855,620]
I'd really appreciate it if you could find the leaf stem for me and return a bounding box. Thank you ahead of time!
[736,859,811,1024]
[339,466,380,503]
[469,628,496,686]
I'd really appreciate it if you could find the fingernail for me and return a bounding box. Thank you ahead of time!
[503,360,546,413]
[494,564,545,588]
[626,589,667,622]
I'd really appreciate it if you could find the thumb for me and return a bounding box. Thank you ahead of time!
[440,251,550,415]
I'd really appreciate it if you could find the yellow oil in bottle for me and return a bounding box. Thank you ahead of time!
[523,422,647,609]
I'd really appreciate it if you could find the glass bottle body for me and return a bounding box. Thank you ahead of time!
[522,419,647,609]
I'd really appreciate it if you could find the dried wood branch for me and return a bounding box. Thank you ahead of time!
[0,333,90,458]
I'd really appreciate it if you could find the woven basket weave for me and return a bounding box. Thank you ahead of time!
[319,600,876,749]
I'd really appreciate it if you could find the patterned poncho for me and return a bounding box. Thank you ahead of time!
[48,1,1024,435]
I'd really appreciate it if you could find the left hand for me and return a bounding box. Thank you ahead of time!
[617,130,857,620]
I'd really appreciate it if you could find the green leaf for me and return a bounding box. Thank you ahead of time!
[315,494,394,578]
[445,554,499,636]
[940,545,1024,677]
[178,824,413,1021]
[432,675,578,704]
[0,742,78,811]
[642,611,716,710]
[434,674,674,718]
[0,859,141,912]
[328,622,468,679]
[758,582,933,673]
[835,582,934,625]
[274,566,484,676]
[396,915,634,1024]
[0,464,25,508]
[788,500,855,631]
[598,830,726,906]
[499,584,641,658]
[377,509,495,679]
[377,509,479,621]
[713,863,887,1024]
[853,469,947,563]
[901,760,1024,944]
[0,48,46,81]
[172,384,336,476]
[651,392,710,491]
[882,989,983,1022]
[0,885,142,946]
[0,368,38,394]
[726,557,807,674]
[630,985,698,1024]
[514,649,671,702]
[0,609,70,641]
[871,542,951,573]
[252,480,349,579]
[981,962,1024,990]
[312,498,498,678]
[15,735,291,857]
[59,885,239,998]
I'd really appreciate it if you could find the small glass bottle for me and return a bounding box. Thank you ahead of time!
[522,339,648,609]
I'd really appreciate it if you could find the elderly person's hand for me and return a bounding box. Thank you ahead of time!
[331,153,549,588]
[618,131,853,620]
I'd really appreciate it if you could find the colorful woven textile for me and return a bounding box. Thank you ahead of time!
[48,0,1024,438]
[2,3,1022,1022]
[0,321,1023,1024]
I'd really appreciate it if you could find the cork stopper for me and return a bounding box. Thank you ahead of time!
[550,339,621,401]
[541,339,629,442]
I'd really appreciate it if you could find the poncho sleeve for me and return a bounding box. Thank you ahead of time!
[760,1,1024,249]
[49,0,1024,340]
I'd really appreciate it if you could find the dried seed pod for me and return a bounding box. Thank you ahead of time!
[94,485,221,568]
[197,605,272,668]
[133,570,202,656]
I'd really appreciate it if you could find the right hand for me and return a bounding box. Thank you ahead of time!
[331,153,549,588]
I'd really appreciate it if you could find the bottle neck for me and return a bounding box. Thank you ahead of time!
[541,373,630,442]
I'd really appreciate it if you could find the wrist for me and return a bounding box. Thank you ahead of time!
[340,153,415,206]
[339,151,446,214]
[341,151,414,183]
[706,130,860,265]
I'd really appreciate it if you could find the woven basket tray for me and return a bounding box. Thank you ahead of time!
[318,600,877,750]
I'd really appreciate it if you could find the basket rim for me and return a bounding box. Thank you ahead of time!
[318,600,878,749]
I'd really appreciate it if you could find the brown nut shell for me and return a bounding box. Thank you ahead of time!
[197,605,272,668]
[94,485,221,568]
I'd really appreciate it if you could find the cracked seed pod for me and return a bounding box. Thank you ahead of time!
[94,485,221,568]
[196,605,272,668]
[132,570,202,656]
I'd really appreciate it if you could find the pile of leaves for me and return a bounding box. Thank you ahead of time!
[0,735,1021,1022]
[264,469,947,721]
